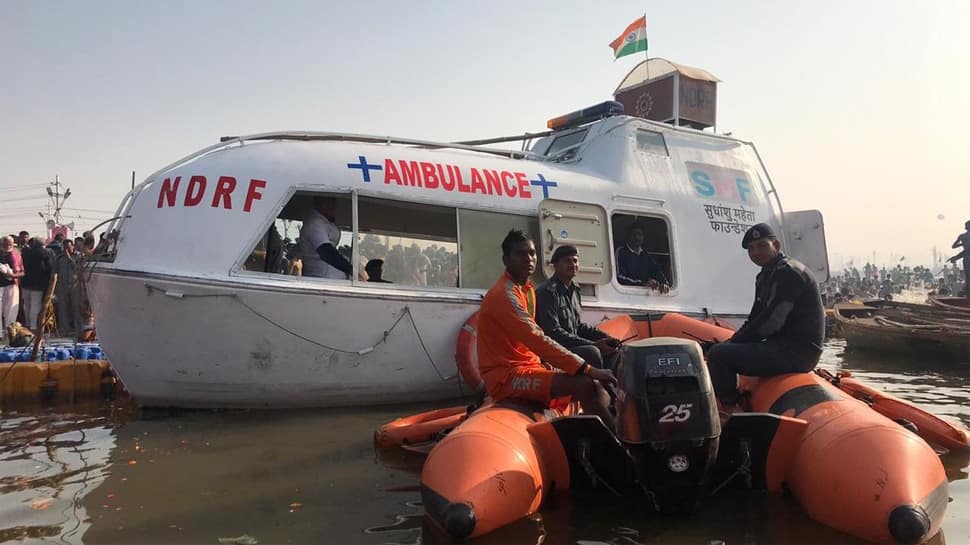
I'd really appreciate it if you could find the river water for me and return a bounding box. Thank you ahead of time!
[1,339,968,545]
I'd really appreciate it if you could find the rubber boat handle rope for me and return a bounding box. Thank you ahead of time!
[681,330,723,343]
[140,283,454,381]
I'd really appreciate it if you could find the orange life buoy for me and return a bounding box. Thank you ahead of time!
[375,406,468,450]
[455,311,483,391]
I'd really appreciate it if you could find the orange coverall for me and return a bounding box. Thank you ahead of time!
[477,272,584,401]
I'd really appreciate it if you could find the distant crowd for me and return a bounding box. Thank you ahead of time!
[822,262,966,304]
[0,229,104,344]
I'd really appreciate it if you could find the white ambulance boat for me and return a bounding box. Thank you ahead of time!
[88,101,828,408]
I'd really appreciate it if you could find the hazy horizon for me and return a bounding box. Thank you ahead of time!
[2,1,968,268]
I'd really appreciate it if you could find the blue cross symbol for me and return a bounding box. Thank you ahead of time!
[529,174,558,199]
[347,155,383,183]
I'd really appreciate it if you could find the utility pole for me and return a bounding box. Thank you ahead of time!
[45,175,71,224]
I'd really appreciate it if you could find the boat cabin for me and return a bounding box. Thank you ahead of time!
[99,104,829,319]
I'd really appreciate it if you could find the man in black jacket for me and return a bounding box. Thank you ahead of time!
[706,223,825,409]
[536,245,622,370]
[20,238,53,331]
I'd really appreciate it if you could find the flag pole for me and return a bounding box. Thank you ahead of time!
[644,13,649,81]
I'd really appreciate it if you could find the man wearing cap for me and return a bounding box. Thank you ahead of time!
[536,245,622,370]
[705,223,825,410]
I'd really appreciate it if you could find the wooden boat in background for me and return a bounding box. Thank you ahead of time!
[862,300,970,323]
[928,294,970,313]
[832,303,970,362]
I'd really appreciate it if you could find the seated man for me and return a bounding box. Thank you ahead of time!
[536,244,622,370]
[298,196,352,279]
[477,230,616,428]
[365,259,392,283]
[616,222,670,292]
[706,223,825,409]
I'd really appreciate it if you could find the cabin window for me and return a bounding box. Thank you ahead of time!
[636,129,668,156]
[242,191,549,290]
[544,128,589,160]
[241,191,353,279]
[457,209,542,289]
[611,213,674,290]
[356,197,458,287]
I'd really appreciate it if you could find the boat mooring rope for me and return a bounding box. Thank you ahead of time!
[141,283,455,381]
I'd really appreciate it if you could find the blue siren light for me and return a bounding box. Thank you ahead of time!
[547,100,625,130]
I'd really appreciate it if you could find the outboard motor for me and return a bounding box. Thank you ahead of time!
[614,337,720,513]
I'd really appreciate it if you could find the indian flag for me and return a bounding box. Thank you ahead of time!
[609,16,647,59]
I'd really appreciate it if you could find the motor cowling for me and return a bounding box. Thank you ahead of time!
[614,337,720,513]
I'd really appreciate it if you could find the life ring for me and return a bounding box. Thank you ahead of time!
[455,311,483,391]
[375,406,468,449]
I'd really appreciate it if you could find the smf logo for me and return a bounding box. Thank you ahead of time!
[686,161,757,204]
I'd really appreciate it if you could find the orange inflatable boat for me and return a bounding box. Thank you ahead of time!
[380,312,958,544]
[741,372,949,544]
[817,368,970,453]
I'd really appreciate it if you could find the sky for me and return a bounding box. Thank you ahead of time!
[2,0,968,269]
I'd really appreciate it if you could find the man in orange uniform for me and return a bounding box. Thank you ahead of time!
[477,230,616,428]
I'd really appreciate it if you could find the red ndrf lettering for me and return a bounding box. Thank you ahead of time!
[211,176,237,209]
[400,161,421,187]
[483,169,503,196]
[420,162,440,189]
[501,171,518,197]
[515,172,532,199]
[384,159,401,185]
[157,176,181,208]
[244,179,266,212]
[184,176,207,206]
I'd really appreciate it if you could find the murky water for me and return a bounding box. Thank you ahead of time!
[1,340,968,545]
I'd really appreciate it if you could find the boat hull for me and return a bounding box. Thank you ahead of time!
[746,373,948,543]
[420,403,556,539]
[87,270,470,408]
[833,304,970,362]
[87,269,745,408]
[928,294,970,313]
